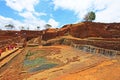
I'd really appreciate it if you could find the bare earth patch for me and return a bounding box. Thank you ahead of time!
[0,46,120,80]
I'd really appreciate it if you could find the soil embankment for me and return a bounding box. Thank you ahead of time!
[0,22,120,80]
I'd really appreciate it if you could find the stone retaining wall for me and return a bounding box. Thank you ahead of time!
[62,39,120,57]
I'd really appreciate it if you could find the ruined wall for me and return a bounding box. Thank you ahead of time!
[20,30,43,41]
[62,38,120,51]
[61,38,120,57]
[71,44,120,57]
[42,37,120,57]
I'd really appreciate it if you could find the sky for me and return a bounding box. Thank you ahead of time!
[0,0,120,30]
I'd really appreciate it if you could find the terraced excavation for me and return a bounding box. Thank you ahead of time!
[0,22,120,80]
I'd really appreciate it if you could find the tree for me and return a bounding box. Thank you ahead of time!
[44,24,52,29]
[5,24,14,30]
[21,26,24,30]
[84,11,96,22]
[27,27,29,30]
[37,26,40,30]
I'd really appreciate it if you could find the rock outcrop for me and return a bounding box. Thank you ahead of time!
[69,22,120,38]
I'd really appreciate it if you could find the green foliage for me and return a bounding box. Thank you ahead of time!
[44,24,52,29]
[5,24,14,30]
[37,26,40,30]
[27,27,29,30]
[84,11,96,22]
[21,26,24,30]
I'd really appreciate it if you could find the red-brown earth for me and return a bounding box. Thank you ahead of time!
[0,22,120,80]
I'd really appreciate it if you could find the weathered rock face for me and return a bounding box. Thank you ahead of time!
[69,23,88,38]
[42,28,58,41]
[69,22,120,38]
[42,22,120,40]
[57,25,70,36]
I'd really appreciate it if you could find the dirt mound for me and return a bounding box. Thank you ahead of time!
[69,22,120,38]
[36,22,120,41]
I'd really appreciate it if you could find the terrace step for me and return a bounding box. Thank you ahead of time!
[0,48,23,68]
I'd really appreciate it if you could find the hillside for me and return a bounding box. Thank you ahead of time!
[0,22,120,51]
[0,22,120,40]
[0,22,120,80]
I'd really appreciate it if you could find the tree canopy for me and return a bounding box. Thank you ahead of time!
[44,24,52,29]
[37,26,40,30]
[5,24,14,30]
[84,11,96,22]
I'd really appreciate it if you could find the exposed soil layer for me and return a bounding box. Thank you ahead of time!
[0,46,119,80]
[0,22,120,80]
[0,22,120,51]
[1,22,120,40]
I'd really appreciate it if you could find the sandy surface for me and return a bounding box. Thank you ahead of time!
[0,46,119,80]
[55,59,120,80]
